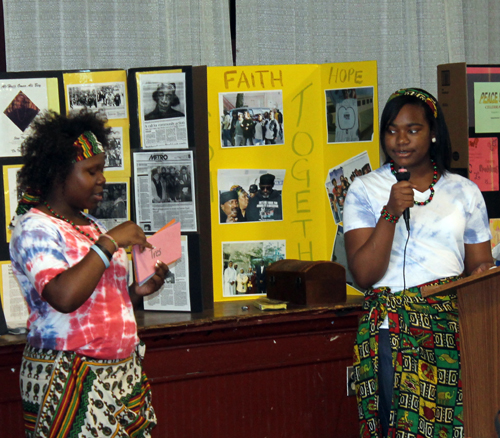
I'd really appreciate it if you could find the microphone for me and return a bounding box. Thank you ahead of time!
[395,168,411,231]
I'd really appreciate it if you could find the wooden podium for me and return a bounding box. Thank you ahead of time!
[422,267,500,437]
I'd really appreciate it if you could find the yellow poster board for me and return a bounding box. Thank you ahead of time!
[207,61,379,301]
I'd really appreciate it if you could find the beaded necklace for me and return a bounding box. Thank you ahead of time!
[390,160,438,206]
[44,201,102,242]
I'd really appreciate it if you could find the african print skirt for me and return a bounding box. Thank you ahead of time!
[354,277,463,438]
[20,342,157,438]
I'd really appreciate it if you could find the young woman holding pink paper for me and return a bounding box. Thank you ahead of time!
[10,110,168,438]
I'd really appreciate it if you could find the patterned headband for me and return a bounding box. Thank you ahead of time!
[73,131,105,162]
[12,131,104,221]
[388,88,438,119]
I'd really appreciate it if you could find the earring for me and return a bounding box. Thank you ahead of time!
[431,138,436,143]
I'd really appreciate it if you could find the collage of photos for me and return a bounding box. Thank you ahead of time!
[219,90,284,147]
[218,169,285,223]
[325,151,372,225]
[222,240,286,297]
[325,86,374,143]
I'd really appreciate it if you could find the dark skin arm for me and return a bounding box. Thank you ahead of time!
[464,241,494,275]
[345,180,414,289]
[42,221,169,313]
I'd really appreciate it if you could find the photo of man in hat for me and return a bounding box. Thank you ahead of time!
[246,173,283,221]
[220,190,245,223]
[145,83,185,120]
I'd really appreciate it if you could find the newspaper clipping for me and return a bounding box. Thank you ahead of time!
[139,71,188,149]
[143,236,191,311]
[133,150,197,232]
[1,263,29,329]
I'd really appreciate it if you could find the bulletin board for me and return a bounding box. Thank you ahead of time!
[207,61,379,301]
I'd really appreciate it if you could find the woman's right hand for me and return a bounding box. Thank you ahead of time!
[386,180,415,217]
[105,221,153,251]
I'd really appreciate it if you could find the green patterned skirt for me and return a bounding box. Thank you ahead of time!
[354,277,464,438]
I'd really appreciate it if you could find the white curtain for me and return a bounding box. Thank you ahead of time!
[3,0,233,71]
[236,0,500,108]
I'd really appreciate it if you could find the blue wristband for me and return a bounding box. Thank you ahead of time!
[90,244,110,269]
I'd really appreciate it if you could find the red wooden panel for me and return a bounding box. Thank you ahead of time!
[0,306,362,438]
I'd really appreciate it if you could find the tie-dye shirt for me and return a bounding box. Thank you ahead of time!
[10,208,139,359]
[344,163,491,292]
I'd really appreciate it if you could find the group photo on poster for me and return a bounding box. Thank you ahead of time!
[133,151,197,232]
[218,169,285,223]
[325,86,374,143]
[221,240,286,297]
[325,151,372,225]
[67,82,127,119]
[0,77,52,156]
[88,181,129,230]
[219,90,284,147]
[139,71,188,149]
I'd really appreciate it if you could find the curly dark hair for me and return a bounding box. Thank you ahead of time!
[18,109,111,200]
[380,88,452,175]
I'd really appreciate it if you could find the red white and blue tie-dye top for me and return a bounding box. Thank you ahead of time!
[10,208,139,359]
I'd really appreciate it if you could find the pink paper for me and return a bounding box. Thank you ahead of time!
[469,137,499,191]
[132,221,181,285]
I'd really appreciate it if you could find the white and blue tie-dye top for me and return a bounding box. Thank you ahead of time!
[9,208,139,359]
[344,163,491,293]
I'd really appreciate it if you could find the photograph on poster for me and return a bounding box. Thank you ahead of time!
[331,225,363,294]
[0,78,51,157]
[222,240,286,297]
[67,82,127,119]
[88,181,128,230]
[104,127,124,171]
[325,86,374,143]
[139,71,188,149]
[150,164,193,204]
[219,90,284,147]
[325,151,372,225]
[218,169,285,223]
[133,151,197,232]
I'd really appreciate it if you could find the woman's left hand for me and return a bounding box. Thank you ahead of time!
[470,261,496,276]
[133,261,170,296]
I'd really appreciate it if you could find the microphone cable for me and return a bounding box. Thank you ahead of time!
[402,227,410,292]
